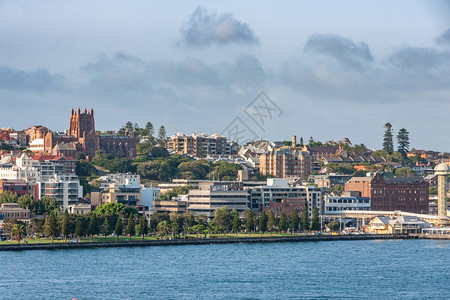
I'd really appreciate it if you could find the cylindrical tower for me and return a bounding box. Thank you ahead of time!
[434,163,449,218]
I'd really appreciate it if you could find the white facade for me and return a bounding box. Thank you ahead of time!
[37,174,83,210]
[141,187,160,207]
[324,196,371,215]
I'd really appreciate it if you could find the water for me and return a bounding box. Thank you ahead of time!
[0,239,449,299]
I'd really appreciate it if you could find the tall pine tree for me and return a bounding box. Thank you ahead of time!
[383,123,394,154]
[300,205,310,232]
[289,209,300,234]
[267,210,277,234]
[311,206,320,231]
[279,212,288,233]
[397,128,410,156]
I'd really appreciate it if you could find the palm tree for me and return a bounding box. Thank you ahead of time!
[11,224,26,243]
[157,221,170,239]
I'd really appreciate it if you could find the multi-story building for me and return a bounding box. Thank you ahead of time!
[259,148,313,179]
[91,174,142,207]
[154,195,188,214]
[187,182,250,218]
[324,193,371,214]
[36,174,83,209]
[9,131,27,147]
[25,125,50,144]
[254,179,323,221]
[0,179,29,196]
[166,133,230,157]
[345,173,429,214]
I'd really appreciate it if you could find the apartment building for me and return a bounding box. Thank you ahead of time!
[259,148,313,179]
[36,174,83,209]
[166,133,230,157]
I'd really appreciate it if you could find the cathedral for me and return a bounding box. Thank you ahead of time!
[44,108,137,160]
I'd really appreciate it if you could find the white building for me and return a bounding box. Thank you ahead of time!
[324,194,371,215]
[187,182,250,218]
[37,174,83,209]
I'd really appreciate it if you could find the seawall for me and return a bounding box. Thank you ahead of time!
[0,234,408,252]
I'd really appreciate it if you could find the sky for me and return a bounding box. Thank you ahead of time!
[0,0,450,151]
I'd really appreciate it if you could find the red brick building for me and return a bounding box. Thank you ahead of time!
[0,179,29,196]
[263,199,305,217]
[345,173,429,214]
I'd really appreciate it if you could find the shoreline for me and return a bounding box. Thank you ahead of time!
[0,234,413,251]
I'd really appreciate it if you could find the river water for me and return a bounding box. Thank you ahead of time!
[0,239,449,299]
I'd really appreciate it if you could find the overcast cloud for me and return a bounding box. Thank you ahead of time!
[436,28,450,45]
[179,6,259,47]
[0,1,449,150]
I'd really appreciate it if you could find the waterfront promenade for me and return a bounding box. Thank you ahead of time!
[0,234,407,251]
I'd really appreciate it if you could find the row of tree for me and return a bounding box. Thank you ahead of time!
[3,203,326,242]
[115,121,167,141]
[0,192,58,215]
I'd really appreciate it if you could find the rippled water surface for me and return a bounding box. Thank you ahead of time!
[1,239,449,299]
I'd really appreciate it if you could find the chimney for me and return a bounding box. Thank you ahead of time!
[292,135,297,148]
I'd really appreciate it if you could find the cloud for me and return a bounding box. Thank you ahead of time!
[0,66,63,92]
[435,28,450,45]
[179,6,258,47]
[303,34,374,70]
[388,47,450,70]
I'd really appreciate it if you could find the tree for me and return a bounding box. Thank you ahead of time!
[231,209,241,236]
[397,128,410,156]
[125,121,134,133]
[213,206,230,234]
[146,122,154,137]
[75,217,84,238]
[330,184,344,196]
[115,217,123,238]
[279,212,288,233]
[327,221,340,232]
[61,210,70,241]
[395,167,417,178]
[87,214,99,238]
[126,214,135,236]
[299,137,304,147]
[44,211,58,242]
[17,195,35,212]
[267,210,277,234]
[243,209,255,233]
[383,123,394,154]
[101,218,112,237]
[300,206,309,232]
[94,203,137,216]
[259,211,268,236]
[311,206,320,231]
[170,222,179,236]
[139,217,149,240]
[289,208,300,234]
[0,191,18,204]
[157,220,170,239]
[158,125,166,142]
[11,223,26,243]
[30,218,44,238]
[39,196,59,214]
